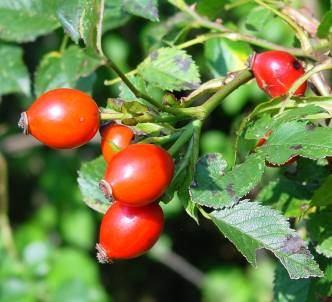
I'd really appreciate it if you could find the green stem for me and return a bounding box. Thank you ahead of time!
[139,131,182,145]
[104,70,138,86]
[168,123,194,156]
[201,69,254,117]
[59,35,69,53]
[254,0,311,51]
[0,153,18,260]
[170,0,315,59]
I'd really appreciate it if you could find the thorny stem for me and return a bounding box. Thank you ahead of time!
[0,153,18,260]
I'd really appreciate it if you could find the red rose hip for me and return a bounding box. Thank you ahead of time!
[97,201,164,261]
[18,88,99,149]
[101,124,134,162]
[251,50,307,97]
[100,144,174,206]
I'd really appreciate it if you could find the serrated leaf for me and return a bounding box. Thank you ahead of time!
[210,201,323,279]
[204,38,252,77]
[0,43,30,96]
[245,6,273,31]
[259,121,332,164]
[312,175,332,207]
[56,0,104,52]
[77,157,109,214]
[274,264,311,302]
[123,0,159,22]
[34,46,101,96]
[0,0,59,42]
[190,153,265,208]
[245,105,325,140]
[138,47,201,91]
[317,10,332,38]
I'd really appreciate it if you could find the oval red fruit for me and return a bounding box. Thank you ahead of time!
[97,201,164,261]
[251,51,307,97]
[101,124,134,162]
[19,88,99,149]
[100,144,174,206]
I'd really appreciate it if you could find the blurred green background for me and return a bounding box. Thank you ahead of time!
[0,0,329,301]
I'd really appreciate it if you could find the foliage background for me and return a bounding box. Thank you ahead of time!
[0,0,331,301]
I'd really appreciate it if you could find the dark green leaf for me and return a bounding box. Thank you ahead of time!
[0,0,59,42]
[312,175,332,207]
[308,209,332,258]
[257,176,311,218]
[103,0,130,31]
[138,47,201,91]
[123,0,159,22]
[190,153,265,208]
[77,157,109,214]
[245,6,273,31]
[317,10,332,38]
[259,121,332,164]
[210,201,323,279]
[274,264,311,302]
[204,38,252,77]
[34,45,101,96]
[196,0,225,20]
[56,0,104,52]
[0,43,30,96]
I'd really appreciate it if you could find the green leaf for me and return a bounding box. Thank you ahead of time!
[317,10,332,38]
[0,43,30,96]
[103,0,130,31]
[56,0,104,52]
[196,0,225,20]
[245,105,325,140]
[118,75,162,105]
[34,46,101,96]
[0,0,59,42]
[77,157,109,214]
[210,201,323,279]
[138,47,201,91]
[312,175,332,207]
[245,6,273,31]
[204,38,252,77]
[123,0,159,22]
[274,265,311,302]
[257,176,311,218]
[190,153,265,208]
[259,121,332,165]
[308,209,332,258]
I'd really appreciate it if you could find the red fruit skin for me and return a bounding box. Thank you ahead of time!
[24,88,99,149]
[101,124,134,162]
[252,51,307,97]
[103,144,174,206]
[98,202,164,260]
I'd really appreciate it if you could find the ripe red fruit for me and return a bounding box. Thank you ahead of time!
[97,201,164,261]
[256,130,298,167]
[100,144,174,206]
[101,124,134,162]
[251,51,307,97]
[18,88,99,149]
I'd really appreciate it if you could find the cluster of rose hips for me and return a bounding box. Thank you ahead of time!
[18,50,307,262]
[18,88,174,261]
